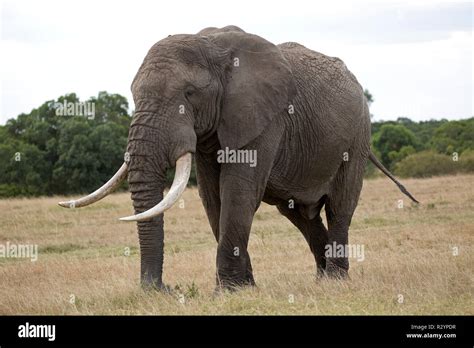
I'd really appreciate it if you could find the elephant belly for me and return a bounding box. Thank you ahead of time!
[263,175,331,208]
[263,139,346,209]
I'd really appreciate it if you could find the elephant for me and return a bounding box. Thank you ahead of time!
[59,26,418,291]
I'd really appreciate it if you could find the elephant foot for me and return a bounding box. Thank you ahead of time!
[215,272,256,293]
[324,259,349,279]
[213,282,256,295]
[316,267,326,279]
[326,269,349,280]
[141,279,173,293]
[157,283,174,293]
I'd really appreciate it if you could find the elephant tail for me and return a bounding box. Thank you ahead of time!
[369,151,420,203]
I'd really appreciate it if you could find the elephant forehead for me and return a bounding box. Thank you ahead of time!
[133,61,211,99]
[132,67,181,97]
[147,35,208,65]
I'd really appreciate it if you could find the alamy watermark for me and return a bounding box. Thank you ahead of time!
[325,242,365,262]
[217,147,257,167]
[55,100,95,119]
[0,241,38,262]
[18,322,55,341]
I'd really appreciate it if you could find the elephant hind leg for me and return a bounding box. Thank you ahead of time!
[324,150,367,278]
[277,199,329,276]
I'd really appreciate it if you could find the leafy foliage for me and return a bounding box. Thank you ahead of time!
[394,150,474,178]
[370,117,474,174]
[372,124,420,169]
[0,92,131,197]
[364,89,374,106]
[430,119,474,155]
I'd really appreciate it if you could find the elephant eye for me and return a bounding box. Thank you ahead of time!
[184,87,196,99]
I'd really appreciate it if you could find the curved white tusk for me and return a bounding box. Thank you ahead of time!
[119,153,192,222]
[58,162,128,208]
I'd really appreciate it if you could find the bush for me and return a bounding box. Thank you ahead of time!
[393,151,474,178]
[459,149,474,172]
[431,119,474,155]
[372,124,419,169]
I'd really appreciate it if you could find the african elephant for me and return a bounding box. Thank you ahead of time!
[59,26,418,290]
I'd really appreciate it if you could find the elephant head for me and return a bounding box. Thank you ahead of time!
[58,26,295,289]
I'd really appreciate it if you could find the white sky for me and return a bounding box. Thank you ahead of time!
[0,0,472,124]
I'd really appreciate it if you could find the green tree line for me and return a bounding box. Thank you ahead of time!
[0,92,131,197]
[0,91,473,197]
[368,117,474,177]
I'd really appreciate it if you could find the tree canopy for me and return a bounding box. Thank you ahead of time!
[0,92,131,197]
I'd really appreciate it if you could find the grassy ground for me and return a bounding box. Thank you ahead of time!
[0,175,473,315]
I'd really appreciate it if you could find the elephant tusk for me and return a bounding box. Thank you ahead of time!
[119,153,192,222]
[58,162,128,208]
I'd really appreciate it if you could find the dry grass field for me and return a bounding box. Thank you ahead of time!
[0,175,473,315]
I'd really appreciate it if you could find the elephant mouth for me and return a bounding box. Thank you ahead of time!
[57,152,192,220]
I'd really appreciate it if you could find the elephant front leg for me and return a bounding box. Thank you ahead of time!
[195,150,222,243]
[217,186,257,290]
[216,243,255,289]
[215,120,282,290]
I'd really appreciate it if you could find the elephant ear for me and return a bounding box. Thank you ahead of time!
[209,31,295,150]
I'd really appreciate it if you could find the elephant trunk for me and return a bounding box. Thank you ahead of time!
[132,185,165,288]
[125,111,195,288]
[126,123,168,288]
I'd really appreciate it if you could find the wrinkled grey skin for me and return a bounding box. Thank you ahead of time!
[127,25,408,290]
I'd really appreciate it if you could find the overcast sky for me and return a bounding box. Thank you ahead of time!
[0,0,472,124]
